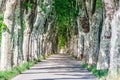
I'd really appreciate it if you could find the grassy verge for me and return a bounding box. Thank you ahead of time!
[82,64,108,79]
[0,55,50,80]
[69,54,108,79]
[0,62,35,80]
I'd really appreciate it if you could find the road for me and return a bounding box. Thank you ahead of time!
[12,54,98,80]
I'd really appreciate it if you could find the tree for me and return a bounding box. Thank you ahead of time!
[0,0,17,71]
[97,0,116,70]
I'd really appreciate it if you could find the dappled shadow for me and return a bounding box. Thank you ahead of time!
[12,54,98,80]
[32,77,97,80]
[22,70,89,74]
[22,66,89,74]
[29,66,84,70]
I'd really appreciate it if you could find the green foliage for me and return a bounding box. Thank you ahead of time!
[54,0,78,48]
[96,0,103,9]
[24,2,32,9]
[0,14,3,44]
[54,0,78,18]
[41,2,47,13]
[59,35,67,48]
[82,64,108,79]
[2,23,7,32]
[23,0,35,10]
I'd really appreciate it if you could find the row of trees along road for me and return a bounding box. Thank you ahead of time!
[0,0,120,79]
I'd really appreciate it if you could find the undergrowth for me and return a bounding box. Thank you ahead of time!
[0,55,50,80]
[82,64,108,79]
[69,54,108,79]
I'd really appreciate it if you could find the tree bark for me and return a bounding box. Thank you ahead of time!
[97,0,115,70]
[108,2,120,78]
[0,0,17,71]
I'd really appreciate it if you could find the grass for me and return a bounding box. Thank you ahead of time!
[0,55,50,80]
[69,54,108,79]
[82,64,108,79]
[0,62,35,80]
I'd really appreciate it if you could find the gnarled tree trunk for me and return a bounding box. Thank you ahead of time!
[97,0,115,70]
[0,0,17,71]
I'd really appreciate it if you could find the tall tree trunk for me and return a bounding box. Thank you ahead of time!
[80,0,97,64]
[97,0,115,70]
[77,13,84,60]
[108,1,120,78]
[13,0,24,67]
[0,0,6,12]
[88,10,103,65]
[23,14,31,62]
[0,0,17,71]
